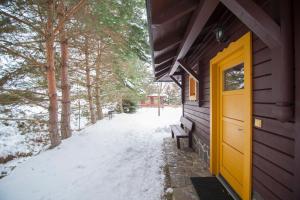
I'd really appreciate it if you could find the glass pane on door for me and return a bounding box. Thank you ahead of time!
[224,63,244,91]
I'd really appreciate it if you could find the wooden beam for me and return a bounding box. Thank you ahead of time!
[178,60,199,82]
[155,72,168,82]
[173,71,183,76]
[153,35,181,52]
[271,0,293,122]
[169,0,219,75]
[220,0,281,48]
[170,75,182,88]
[155,66,170,78]
[155,60,172,72]
[152,0,198,26]
[154,50,176,65]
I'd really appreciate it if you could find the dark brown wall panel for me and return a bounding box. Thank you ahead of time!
[253,129,294,156]
[253,47,271,65]
[253,117,295,139]
[253,104,275,118]
[253,61,272,77]
[253,89,274,103]
[253,75,273,90]
[253,154,293,189]
[253,179,281,200]
[253,166,293,200]
[253,141,294,174]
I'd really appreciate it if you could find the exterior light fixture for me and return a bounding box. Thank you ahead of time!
[214,24,228,43]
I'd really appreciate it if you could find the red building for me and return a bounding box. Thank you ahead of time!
[140,94,165,107]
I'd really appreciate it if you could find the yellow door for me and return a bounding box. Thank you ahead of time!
[210,32,252,200]
[220,54,245,197]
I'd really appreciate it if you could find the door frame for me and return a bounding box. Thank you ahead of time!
[209,32,252,200]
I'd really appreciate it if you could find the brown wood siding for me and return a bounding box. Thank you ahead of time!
[182,13,296,200]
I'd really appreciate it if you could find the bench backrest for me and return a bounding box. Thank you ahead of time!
[180,116,193,131]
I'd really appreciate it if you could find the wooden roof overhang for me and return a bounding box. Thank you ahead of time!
[146,0,199,82]
[146,0,221,83]
[146,0,294,122]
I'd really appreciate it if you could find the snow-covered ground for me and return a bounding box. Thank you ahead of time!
[0,122,49,178]
[0,107,181,200]
[0,104,50,177]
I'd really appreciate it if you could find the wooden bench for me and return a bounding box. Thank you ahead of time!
[170,116,194,149]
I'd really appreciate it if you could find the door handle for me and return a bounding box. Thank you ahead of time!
[238,128,244,131]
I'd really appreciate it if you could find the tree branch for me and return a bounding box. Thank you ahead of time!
[0,88,47,96]
[0,10,45,35]
[0,45,45,67]
[53,0,87,35]
[0,118,47,122]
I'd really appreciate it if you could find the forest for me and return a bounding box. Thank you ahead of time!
[0,0,180,168]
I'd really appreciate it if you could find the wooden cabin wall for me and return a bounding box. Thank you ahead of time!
[182,10,296,200]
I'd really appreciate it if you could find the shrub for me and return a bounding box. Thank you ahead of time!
[122,99,137,113]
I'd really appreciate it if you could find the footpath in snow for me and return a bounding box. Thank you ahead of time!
[0,107,181,200]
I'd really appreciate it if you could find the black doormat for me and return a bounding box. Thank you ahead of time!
[190,177,234,200]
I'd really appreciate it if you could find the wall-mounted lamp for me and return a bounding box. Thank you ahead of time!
[214,24,228,43]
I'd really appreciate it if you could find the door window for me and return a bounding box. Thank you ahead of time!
[223,63,244,91]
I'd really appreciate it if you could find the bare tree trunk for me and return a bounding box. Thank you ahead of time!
[84,35,96,124]
[46,0,61,147]
[59,2,71,139]
[95,40,104,120]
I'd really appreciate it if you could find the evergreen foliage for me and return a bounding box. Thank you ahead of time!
[0,0,151,147]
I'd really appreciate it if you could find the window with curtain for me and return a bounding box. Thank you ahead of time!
[189,75,197,101]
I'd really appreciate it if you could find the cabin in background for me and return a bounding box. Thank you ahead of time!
[140,94,165,107]
[146,0,300,199]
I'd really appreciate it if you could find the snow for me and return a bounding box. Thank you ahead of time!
[0,125,48,169]
[0,126,30,159]
[166,188,173,194]
[0,104,49,159]
[0,107,182,200]
[0,104,49,177]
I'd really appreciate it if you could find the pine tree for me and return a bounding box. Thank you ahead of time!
[0,0,86,147]
[45,0,61,147]
[1,0,151,147]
